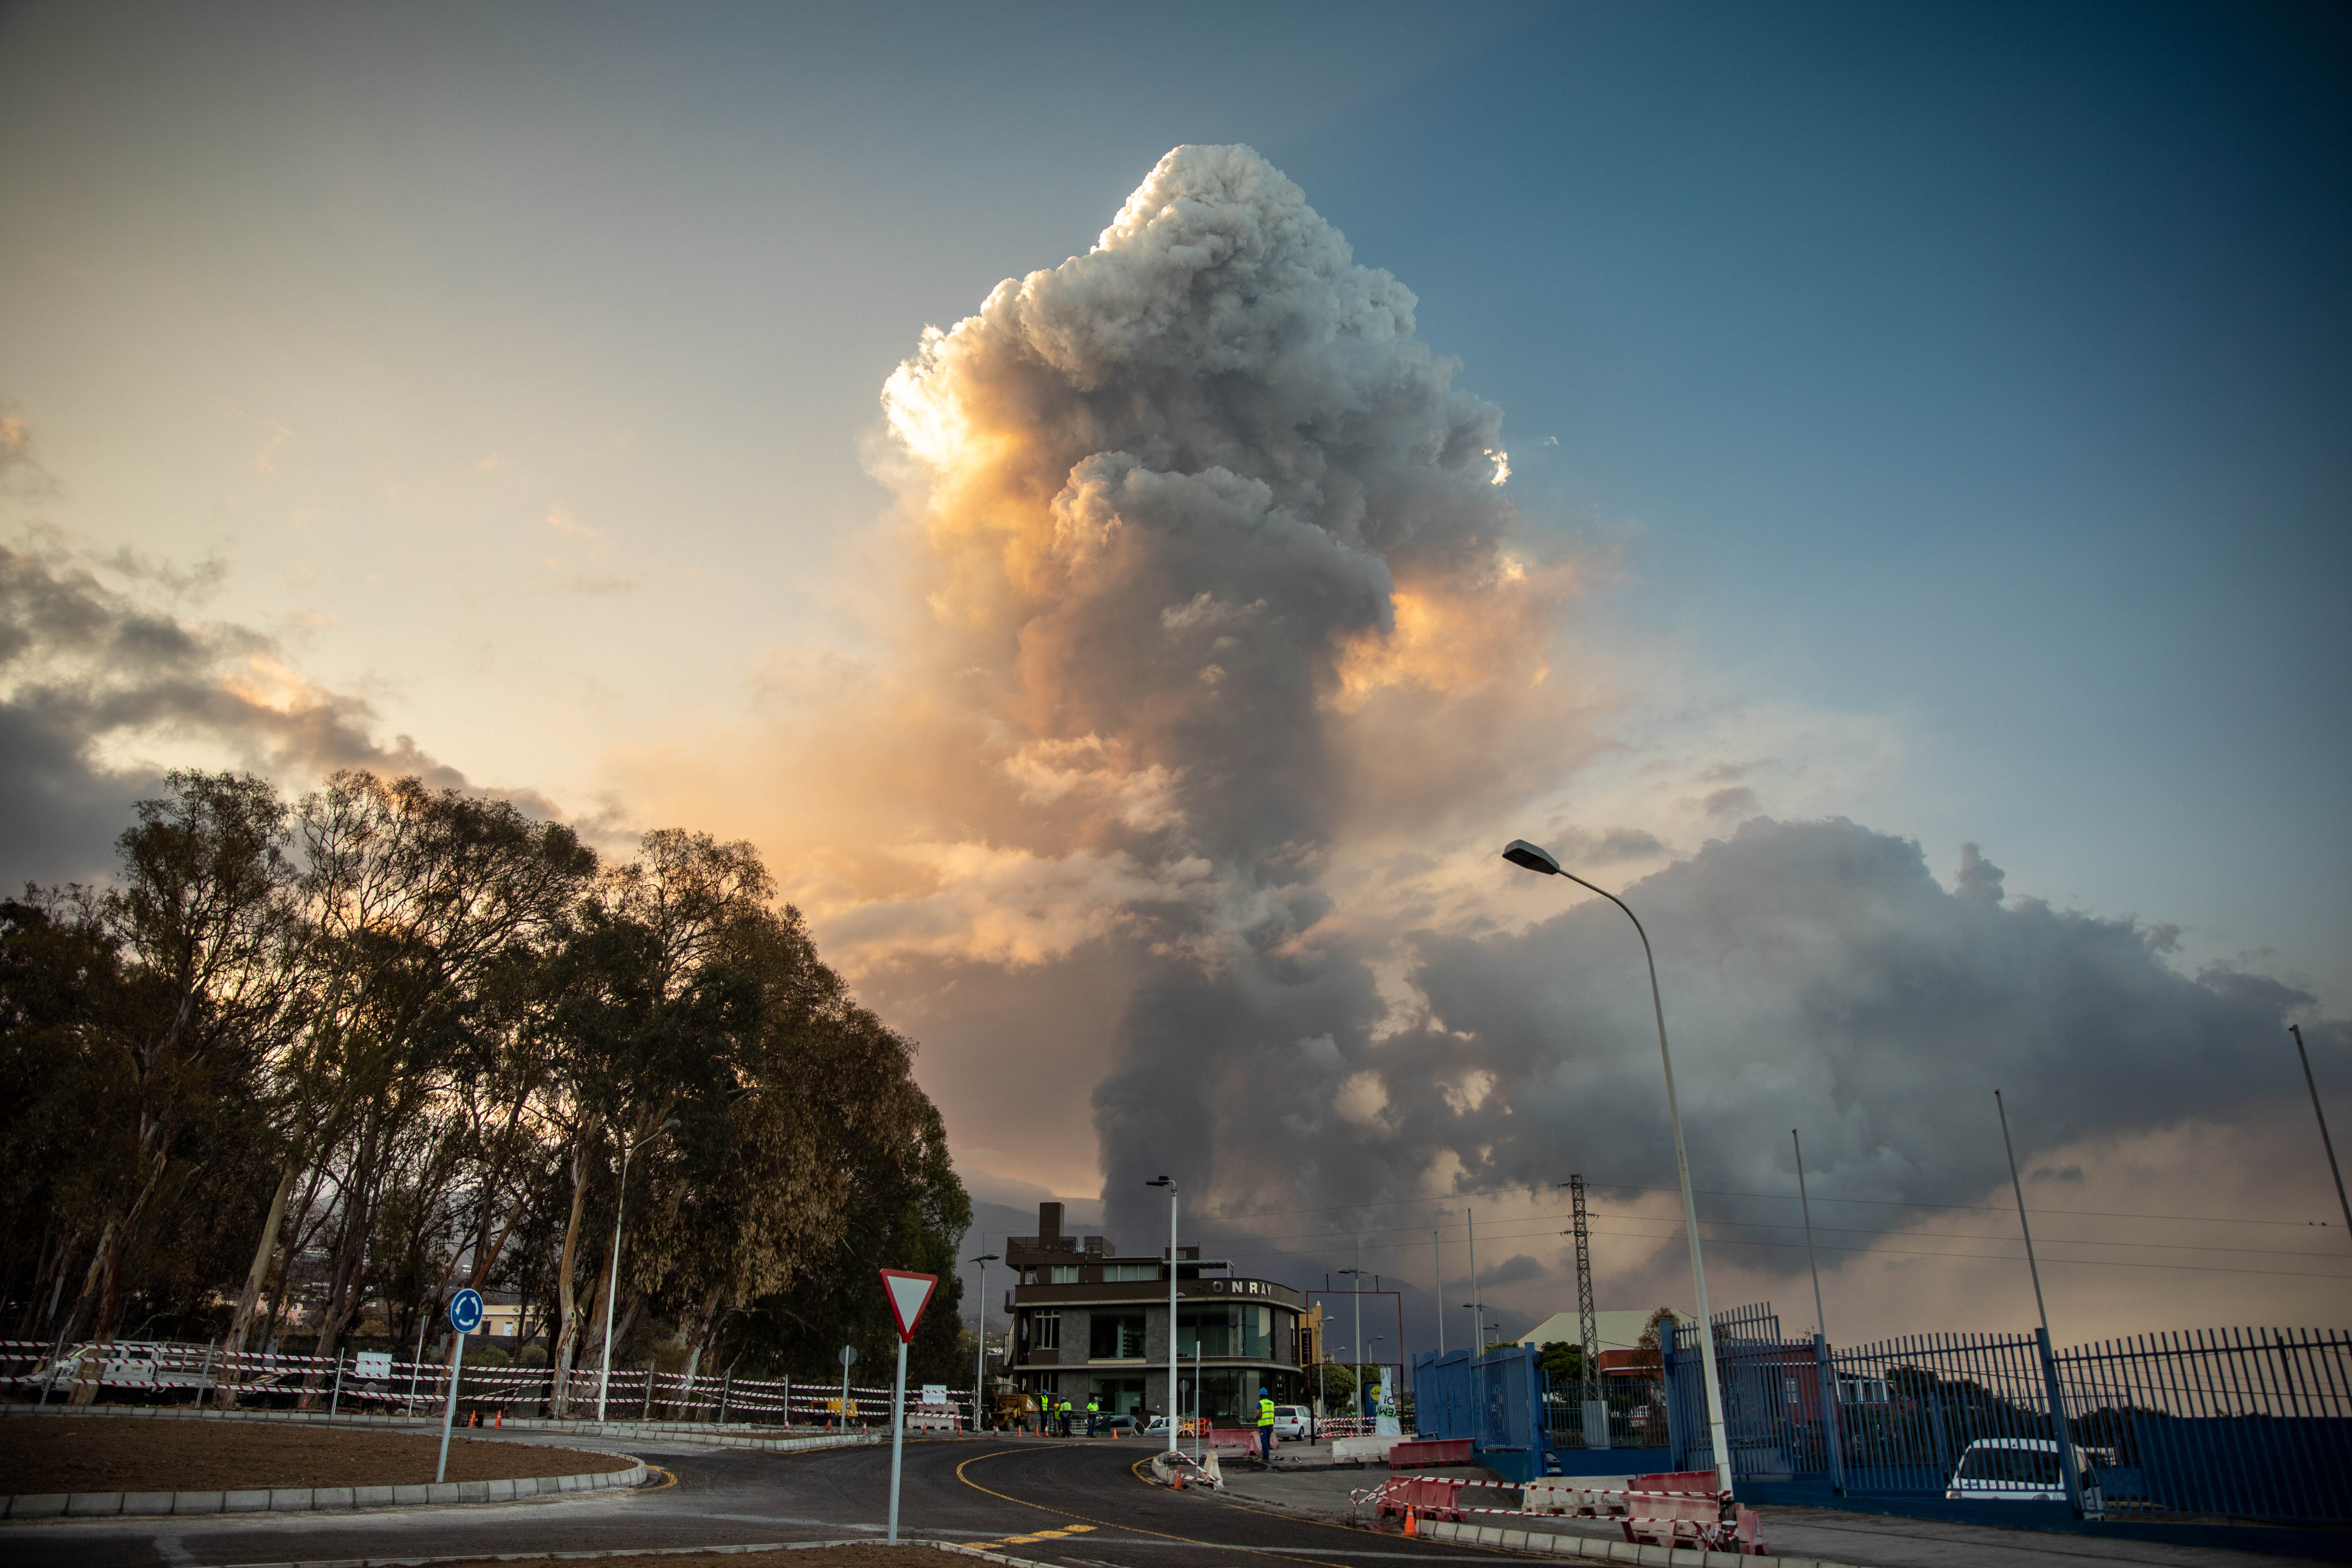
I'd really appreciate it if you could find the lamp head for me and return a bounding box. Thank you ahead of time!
[971,1252,1000,1263]
[1145,1175,1173,1189]
[1502,839,1562,876]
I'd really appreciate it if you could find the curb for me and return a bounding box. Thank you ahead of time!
[1,1459,651,1521]
[1417,1516,1870,1568]
[180,1539,1038,1568]
[0,1405,884,1457]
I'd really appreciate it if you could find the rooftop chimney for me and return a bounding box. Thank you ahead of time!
[1038,1201,1063,1240]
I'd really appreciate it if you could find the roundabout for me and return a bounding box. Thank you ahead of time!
[0,1428,1518,1568]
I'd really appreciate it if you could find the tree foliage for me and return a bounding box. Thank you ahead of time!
[0,770,969,1400]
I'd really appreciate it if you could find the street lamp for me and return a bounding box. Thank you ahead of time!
[967,1249,1000,1433]
[1502,838,1733,1493]
[1146,1176,1178,1453]
[598,1116,681,1422]
[1339,1243,1368,1427]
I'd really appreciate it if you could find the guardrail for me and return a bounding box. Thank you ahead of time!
[0,1339,975,1431]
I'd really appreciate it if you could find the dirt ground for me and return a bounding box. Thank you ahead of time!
[450,1552,973,1568]
[0,1417,631,1493]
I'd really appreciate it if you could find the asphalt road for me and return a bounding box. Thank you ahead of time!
[1,1430,1518,1568]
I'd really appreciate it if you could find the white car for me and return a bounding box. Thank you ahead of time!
[1272,1405,1314,1441]
[1945,1438,2099,1508]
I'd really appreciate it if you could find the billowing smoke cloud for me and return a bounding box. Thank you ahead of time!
[868,145,1597,1220]
[846,144,2344,1306]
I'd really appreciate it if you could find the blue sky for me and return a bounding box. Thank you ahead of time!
[8,0,2339,1001]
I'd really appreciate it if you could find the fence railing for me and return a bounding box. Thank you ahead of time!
[1659,1306,2352,1525]
[0,1338,977,1429]
[1541,1377,1670,1451]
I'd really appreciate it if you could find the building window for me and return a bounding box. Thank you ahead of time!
[1048,1265,1079,1284]
[1090,1313,1147,1360]
[1033,1311,1060,1351]
[1102,1263,1159,1282]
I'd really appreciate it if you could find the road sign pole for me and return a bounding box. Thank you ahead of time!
[874,1268,937,1546]
[887,1336,909,1544]
[436,1288,484,1485]
[435,1323,467,1484]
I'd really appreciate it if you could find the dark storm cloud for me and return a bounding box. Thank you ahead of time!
[1242,818,2339,1252]
[0,538,469,884]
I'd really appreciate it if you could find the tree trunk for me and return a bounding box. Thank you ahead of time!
[679,1282,726,1393]
[548,1125,599,1416]
[217,1162,299,1408]
[58,1219,115,1405]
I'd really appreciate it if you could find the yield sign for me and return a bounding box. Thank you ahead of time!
[879,1269,938,1343]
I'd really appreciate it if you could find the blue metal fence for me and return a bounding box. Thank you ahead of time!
[1658,1306,2352,1526]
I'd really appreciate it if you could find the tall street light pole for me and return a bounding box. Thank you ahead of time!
[1503,839,1734,1494]
[1147,1176,1179,1453]
[599,1117,680,1422]
[1340,1245,1368,1421]
[967,1248,1000,1433]
[1431,1221,1445,1358]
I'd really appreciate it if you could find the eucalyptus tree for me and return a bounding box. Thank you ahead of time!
[544,830,770,1410]
[620,903,856,1384]
[217,771,594,1398]
[54,772,303,1390]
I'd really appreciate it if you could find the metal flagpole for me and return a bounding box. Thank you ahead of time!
[2289,1026,2352,1240]
[1792,1127,1845,1493]
[1995,1091,2054,1337]
[1997,1089,2082,1516]
[1792,1130,1829,1342]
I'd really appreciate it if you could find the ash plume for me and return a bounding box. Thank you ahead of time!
[843,145,2341,1297]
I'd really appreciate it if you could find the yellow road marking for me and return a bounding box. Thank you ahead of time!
[957,1448,1383,1568]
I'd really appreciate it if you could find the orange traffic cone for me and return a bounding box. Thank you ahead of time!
[1403,1511,1418,1537]
[494,1409,503,1428]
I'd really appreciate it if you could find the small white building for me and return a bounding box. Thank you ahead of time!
[1516,1308,1690,1355]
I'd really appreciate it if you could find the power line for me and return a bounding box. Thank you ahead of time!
[1180,1208,2346,1261]
[1190,1177,2333,1230]
[1173,1219,2350,1281]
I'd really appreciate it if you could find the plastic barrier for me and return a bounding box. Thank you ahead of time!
[1373,1476,1469,1523]
[1520,1475,1632,1516]
[1371,1471,1767,1557]
[1388,1438,1472,1467]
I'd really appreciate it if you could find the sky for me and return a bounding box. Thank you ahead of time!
[2,1,2347,1353]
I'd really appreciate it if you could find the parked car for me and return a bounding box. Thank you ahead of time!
[1272,1405,1314,1442]
[1945,1438,2101,1510]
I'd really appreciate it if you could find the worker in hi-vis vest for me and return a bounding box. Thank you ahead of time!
[1086,1395,1100,1437]
[1256,1387,1277,1461]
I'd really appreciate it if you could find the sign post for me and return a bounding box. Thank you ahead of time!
[878,1268,938,1546]
[838,1344,856,1430]
[436,1288,483,1484]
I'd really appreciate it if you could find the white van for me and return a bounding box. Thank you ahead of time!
[1945,1438,2099,1509]
[1272,1405,1313,1441]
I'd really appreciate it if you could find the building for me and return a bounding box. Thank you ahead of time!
[1516,1308,1690,1362]
[1004,1201,1305,1424]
